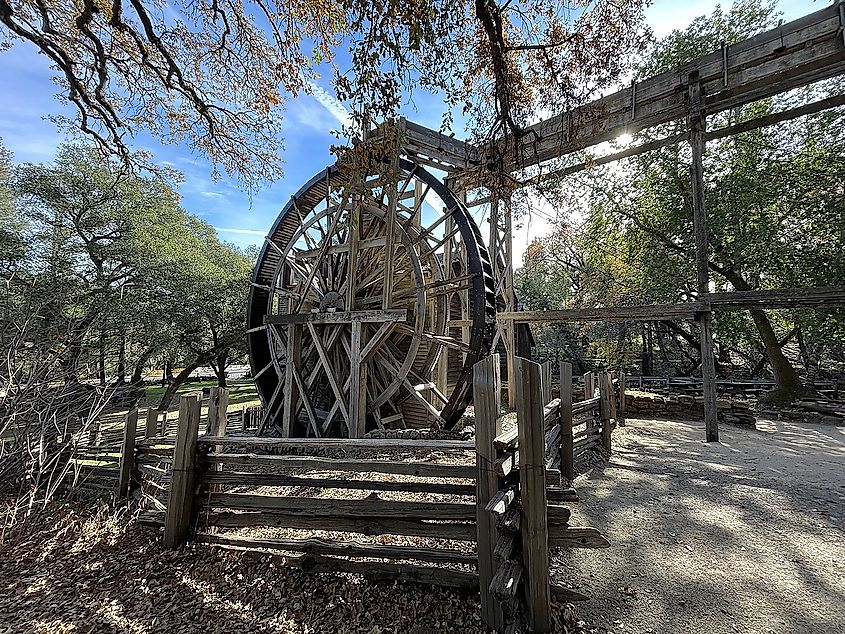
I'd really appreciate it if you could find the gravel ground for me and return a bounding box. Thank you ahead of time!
[554,416,845,634]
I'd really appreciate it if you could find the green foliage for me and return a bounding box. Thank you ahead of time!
[2,143,252,392]
[523,0,845,381]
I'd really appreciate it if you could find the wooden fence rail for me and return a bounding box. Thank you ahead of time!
[121,377,615,633]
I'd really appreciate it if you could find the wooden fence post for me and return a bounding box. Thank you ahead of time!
[599,373,613,454]
[159,411,168,436]
[117,408,138,498]
[207,387,230,436]
[559,362,574,483]
[618,371,626,426]
[473,354,504,631]
[145,408,159,438]
[514,356,551,633]
[207,387,230,493]
[164,393,202,548]
[540,361,552,405]
[583,372,594,399]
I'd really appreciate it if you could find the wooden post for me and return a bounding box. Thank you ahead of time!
[159,411,168,436]
[207,387,229,436]
[207,387,229,493]
[607,371,618,422]
[583,372,594,400]
[350,320,366,438]
[164,393,202,548]
[144,408,159,439]
[540,361,552,405]
[689,78,719,443]
[473,354,504,631]
[559,362,574,482]
[618,371,627,426]
[514,356,551,633]
[281,324,303,436]
[117,408,138,498]
[599,373,613,454]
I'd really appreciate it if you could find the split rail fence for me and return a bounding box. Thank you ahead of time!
[69,356,620,632]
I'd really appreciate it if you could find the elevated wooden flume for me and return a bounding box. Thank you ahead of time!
[247,2,845,442]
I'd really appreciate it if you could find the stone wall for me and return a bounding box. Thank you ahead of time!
[623,391,756,428]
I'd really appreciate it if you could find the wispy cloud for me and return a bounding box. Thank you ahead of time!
[215,227,266,236]
[308,83,352,129]
[200,191,225,198]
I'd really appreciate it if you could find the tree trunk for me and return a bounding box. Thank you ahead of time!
[157,360,203,411]
[641,323,653,375]
[718,269,808,402]
[116,333,126,385]
[98,329,106,386]
[214,350,228,388]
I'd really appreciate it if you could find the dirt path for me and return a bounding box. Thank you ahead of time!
[555,416,845,634]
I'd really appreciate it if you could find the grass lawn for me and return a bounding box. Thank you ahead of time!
[140,380,260,412]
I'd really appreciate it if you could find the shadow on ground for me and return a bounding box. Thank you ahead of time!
[553,416,845,634]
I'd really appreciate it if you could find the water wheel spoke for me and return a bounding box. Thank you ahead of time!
[306,322,350,425]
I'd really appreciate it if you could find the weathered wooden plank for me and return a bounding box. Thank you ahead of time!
[485,486,516,516]
[266,309,408,325]
[503,5,845,167]
[144,408,160,439]
[205,493,477,520]
[548,526,611,549]
[203,453,475,479]
[572,396,601,416]
[196,436,474,450]
[203,512,476,540]
[494,533,514,561]
[490,559,523,601]
[689,80,720,444]
[284,552,479,591]
[196,533,477,566]
[550,584,590,602]
[200,471,475,495]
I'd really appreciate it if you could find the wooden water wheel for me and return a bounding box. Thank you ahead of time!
[247,158,496,437]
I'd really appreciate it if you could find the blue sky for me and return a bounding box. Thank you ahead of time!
[0,0,817,258]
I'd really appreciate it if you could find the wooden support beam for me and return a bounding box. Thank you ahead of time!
[689,80,719,443]
[281,324,302,436]
[496,5,845,169]
[514,357,552,633]
[350,320,366,438]
[163,393,202,548]
[266,309,408,325]
[473,353,505,631]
